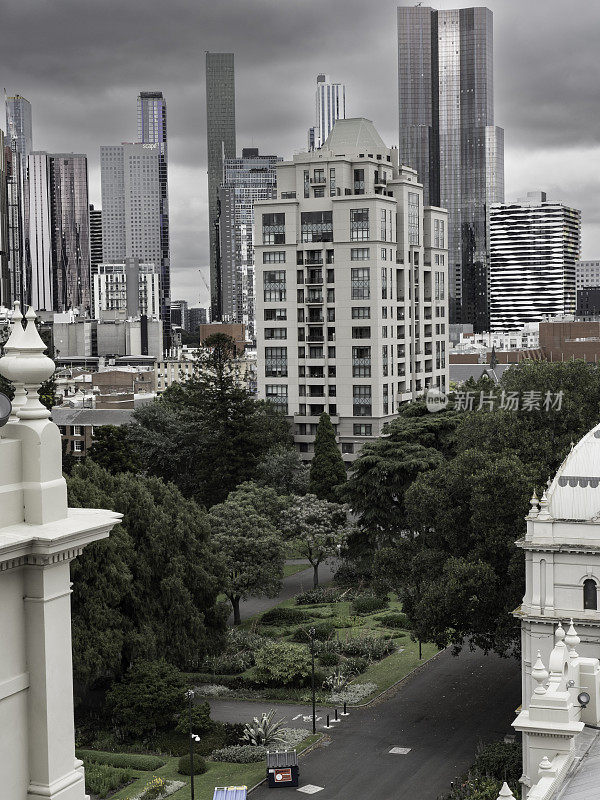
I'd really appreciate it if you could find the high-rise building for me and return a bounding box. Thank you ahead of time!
[489,192,581,331]
[5,94,33,306]
[576,260,600,290]
[205,52,236,321]
[307,74,346,151]
[29,152,91,313]
[89,204,103,271]
[100,142,161,268]
[189,306,208,333]
[397,5,504,331]
[255,118,449,464]
[218,147,280,340]
[92,258,160,320]
[137,91,170,327]
[170,299,189,331]
[0,130,10,306]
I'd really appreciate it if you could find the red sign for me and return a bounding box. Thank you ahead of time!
[274,768,292,783]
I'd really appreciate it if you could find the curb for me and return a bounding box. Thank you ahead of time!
[349,647,447,709]
[247,733,325,795]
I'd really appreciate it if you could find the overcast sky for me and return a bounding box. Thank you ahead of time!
[1,0,599,307]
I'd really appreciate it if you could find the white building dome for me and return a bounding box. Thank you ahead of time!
[546,422,600,521]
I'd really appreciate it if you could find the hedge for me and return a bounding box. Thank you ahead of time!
[76,749,166,771]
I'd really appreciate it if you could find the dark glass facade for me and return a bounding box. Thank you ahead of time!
[398,6,504,331]
[205,52,236,321]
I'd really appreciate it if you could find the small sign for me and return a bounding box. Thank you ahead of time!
[274,768,292,783]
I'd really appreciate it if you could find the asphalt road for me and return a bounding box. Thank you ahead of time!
[230,560,337,623]
[224,647,521,800]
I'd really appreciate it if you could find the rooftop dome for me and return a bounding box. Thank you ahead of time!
[322,118,387,152]
[547,422,600,520]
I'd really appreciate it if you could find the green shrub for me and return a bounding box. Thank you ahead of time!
[175,701,213,736]
[76,749,166,770]
[106,660,185,741]
[351,595,388,615]
[445,775,507,800]
[84,762,133,798]
[332,615,354,628]
[223,722,245,746]
[139,776,169,800]
[254,641,311,686]
[376,612,409,629]
[261,607,311,626]
[211,744,268,763]
[202,652,253,674]
[343,656,369,675]
[319,650,341,667]
[295,586,352,605]
[472,741,522,785]
[339,633,395,660]
[177,753,207,776]
[292,621,335,643]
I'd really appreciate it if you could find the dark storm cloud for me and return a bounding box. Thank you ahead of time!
[1,0,599,304]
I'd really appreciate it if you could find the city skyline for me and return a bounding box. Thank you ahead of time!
[1,0,599,307]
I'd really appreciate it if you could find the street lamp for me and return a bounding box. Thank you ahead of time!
[308,627,317,734]
[185,689,196,800]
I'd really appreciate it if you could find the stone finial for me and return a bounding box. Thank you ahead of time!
[528,490,540,519]
[555,622,566,643]
[565,619,580,659]
[497,782,516,799]
[0,302,28,421]
[539,755,554,773]
[537,489,552,521]
[532,651,549,694]
[12,307,54,421]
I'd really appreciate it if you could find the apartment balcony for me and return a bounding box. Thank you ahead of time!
[294,412,339,424]
[304,257,324,266]
[280,191,297,199]
[310,176,326,185]
[374,175,387,187]
[306,272,323,285]
[306,334,324,343]
[424,294,432,303]
[308,315,324,324]
[306,292,324,304]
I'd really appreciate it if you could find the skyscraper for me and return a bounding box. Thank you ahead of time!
[205,52,236,321]
[5,94,33,306]
[0,131,10,306]
[217,147,279,340]
[397,5,504,331]
[137,91,170,327]
[307,74,346,151]
[28,152,91,313]
[89,204,103,272]
[489,192,580,331]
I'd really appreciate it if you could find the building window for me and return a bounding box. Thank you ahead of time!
[584,578,598,610]
[264,347,288,377]
[435,271,445,301]
[434,218,445,248]
[264,328,287,340]
[263,251,286,263]
[309,346,324,358]
[313,187,325,198]
[381,209,387,241]
[264,308,287,321]
[351,248,370,261]
[301,211,333,242]
[329,168,336,196]
[73,441,84,453]
[352,326,371,339]
[304,169,309,198]
[263,270,286,302]
[353,169,365,195]
[352,307,370,319]
[73,425,82,436]
[351,268,370,299]
[353,385,372,417]
[262,212,285,244]
[350,209,369,241]
[408,192,419,245]
[265,384,288,414]
[382,267,388,299]
[353,424,372,436]
[342,443,354,454]
[352,346,371,377]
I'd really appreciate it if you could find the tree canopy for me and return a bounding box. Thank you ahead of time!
[309,412,347,501]
[87,424,139,474]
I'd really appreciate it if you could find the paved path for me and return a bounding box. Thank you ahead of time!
[230,559,337,623]
[213,647,520,800]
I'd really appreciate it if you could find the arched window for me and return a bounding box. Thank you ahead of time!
[584,579,598,610]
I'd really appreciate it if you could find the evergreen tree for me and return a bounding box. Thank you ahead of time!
[87,424,139,474]
[309,412,347,501]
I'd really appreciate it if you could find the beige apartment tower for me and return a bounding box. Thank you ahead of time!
[255,118,449,465]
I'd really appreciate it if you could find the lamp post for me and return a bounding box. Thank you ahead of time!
[185,689,195,800]
[308,627,316,734]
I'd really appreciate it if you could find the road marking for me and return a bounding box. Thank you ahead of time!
[297,785,324,794]
[302,714,321,722]
[389,747,412,754]
[292,714,303,721]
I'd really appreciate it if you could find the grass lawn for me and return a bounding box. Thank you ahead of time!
[88,734,321,800]
[283,561,310,578]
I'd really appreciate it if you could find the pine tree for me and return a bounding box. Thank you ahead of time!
[309,412,347,502]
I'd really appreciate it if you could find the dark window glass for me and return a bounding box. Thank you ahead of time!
[584,579,598,610]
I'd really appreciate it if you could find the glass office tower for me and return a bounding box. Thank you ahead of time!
[398,5,504,331]
[137,91,170,331]
[205,52,236,321]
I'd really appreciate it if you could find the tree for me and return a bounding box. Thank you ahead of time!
[129,334,292,506]
[208,488,285,624]
[68,461,227,699]
[283,494,351,587]
[256,444,310,495]
[107,660,186,741]
[87,424,139,474]
[309,412,347,501]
